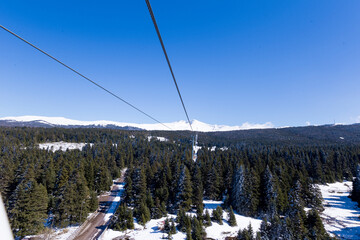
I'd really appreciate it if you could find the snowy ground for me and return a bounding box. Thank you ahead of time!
[24,226,79,240]
[147,136,169,142]
[210,146,229,152]
[38,141,93,152]
[319,181,360,239]
[103,216,186,240]
[102,200,261,240]
[203,200,261,239]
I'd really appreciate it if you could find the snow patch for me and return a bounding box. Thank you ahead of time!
[147,136,169,142]
[209,146,228,152]
[319,181,360,239]
[24,226,79,240]
[103,216,186,240]
[203,200,261,239]
[102,200,261,240]
[38,142,93,152]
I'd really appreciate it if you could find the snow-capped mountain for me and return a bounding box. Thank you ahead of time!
[0,116,274,132]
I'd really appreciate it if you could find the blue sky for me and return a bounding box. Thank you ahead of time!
[1,0,360,127]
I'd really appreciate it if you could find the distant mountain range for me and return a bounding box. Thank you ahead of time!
[0,116,274,132]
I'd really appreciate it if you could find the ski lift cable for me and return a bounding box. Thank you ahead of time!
[144,1,199,161]
[0,25,172,130]
[145,0,193,132]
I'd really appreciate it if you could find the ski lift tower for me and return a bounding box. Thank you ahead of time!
[192,133,198,161]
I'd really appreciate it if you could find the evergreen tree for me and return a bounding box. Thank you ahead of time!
[170,218,177,234]
[186,229,192,240]
[352,164,360,203]
[89,191,98,212]
[57,181,76,226]
[176,207,186,232]
[137,200,151,225]
[133,167,147,206]
[177,165,193,211]
[306,210,329,239]
[287,180,307,238]
[126,209,135,229]
[259,215,292,240]
[111,203,134,231]
[211,206,223,225]
[124,168,134,205]
[261,166,277,218]
[196,204,204,224]
[249,169,260,215]
[191,217,203,240]
[164,218,171,233]
[204,209,212,227]
[228,206,237,226]
[73,171,90,223]
[140,214,146,227]
[153,197,165,219]
[11,181,48,237]
[192,165,204,208]
[231,165,252,216]
[204,165,220,200]
[238,224,254,240]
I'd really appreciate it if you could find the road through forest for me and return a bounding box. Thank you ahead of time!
[71,169,125,240]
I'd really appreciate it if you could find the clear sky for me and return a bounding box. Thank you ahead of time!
[1,0,360,127]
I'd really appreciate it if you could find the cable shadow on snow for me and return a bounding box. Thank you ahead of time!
[332,227,360,240]
[323,193,360,239]
[323,196,360,212]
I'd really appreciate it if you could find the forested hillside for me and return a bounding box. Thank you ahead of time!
[0,126,359,239]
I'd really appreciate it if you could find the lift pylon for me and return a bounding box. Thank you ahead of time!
[192,133,198,161]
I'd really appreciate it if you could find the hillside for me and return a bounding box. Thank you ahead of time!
[1,124,360,239]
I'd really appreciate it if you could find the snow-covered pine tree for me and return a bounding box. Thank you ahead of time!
[231,165,252,216]
[260,215,292,240]
[132,167,147,206]
[287,180,307,238]
[305,182,323,211]
[173,165,193,212]
[261,166,277,218]
[288,180,303,215]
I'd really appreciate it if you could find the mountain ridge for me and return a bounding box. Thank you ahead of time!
[0,115,274,132]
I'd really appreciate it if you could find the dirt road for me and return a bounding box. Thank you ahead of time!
[71,170,126,240]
